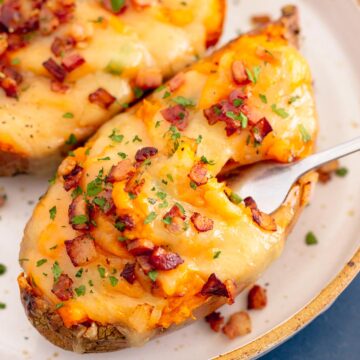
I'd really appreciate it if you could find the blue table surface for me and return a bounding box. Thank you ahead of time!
[261,274,360,360]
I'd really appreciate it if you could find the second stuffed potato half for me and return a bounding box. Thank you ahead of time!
[19,6,318,354]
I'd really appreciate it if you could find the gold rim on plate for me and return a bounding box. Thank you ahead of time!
[216,248,360,360]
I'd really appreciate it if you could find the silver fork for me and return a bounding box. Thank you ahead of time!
[228,137,360,214]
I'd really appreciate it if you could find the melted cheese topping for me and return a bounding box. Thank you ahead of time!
[0,0,223,166]
[20,21,318,337]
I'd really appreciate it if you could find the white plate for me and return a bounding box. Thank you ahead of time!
[1,0,360,359]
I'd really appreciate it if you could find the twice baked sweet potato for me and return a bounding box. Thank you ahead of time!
[0,0,225,176]
[18,6,318,353]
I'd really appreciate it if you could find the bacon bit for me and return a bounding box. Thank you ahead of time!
[63,164,83,191]
[51,274,73,301]
[251,14,272,26]
[135,67,162,90]
[317,160,339,184]
[168,72,185,92]
[106,159,134,183]
[189,162,208,186]
[117,214,135,231]
[51,80,69,93]
[191,212,214,232]
[127,239,155,256]
[205,311,224,332]
[228,88,248,103]
[251,118,273,143]
[161,104,189,131]
[88,88,116,109]
[68,195,89,231]
[0,1,24,33]
[222,311,252,339]
[201,273,231,298]
[43,58,67,82]
[39,6,60,35]
[166,204,186,220]
[136,256,153,274]
[244,197,277,232]
[7,33,25,51]
[121,263,136,284]
[0,65,22,98]
[95,189,116,215]
[150,247,184,271]
[135,147,158,163]
[51,36,75,57]
[231,61,250,85]
[247,285,267,310]
[124,172,145,196]
[102,0,127,14]
[65,234,97,267]
[163,204,186,233]
[61,53,85,72]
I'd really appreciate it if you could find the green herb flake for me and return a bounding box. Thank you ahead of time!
[196,134,203,144]
[175,202,185,215]
[305,231,318,246]
[71,215,88,225]
[98,266,106,278]
[11,57,20,65]
[65,133,77,146]
[133,86,144,99]
[163,91,171,99]
[71,186,83,198]
[49,206,57,220]
[155,84,166,93]
[55,302,64,310]
[144,211,157,224]
[155,120,161,128]
[298,124,311,143]
[111,0,125,12]
[166,173,174,182]
[162,216,172,225]
[63,112,74,119]
[36,259,47,267]
[213,250,221,259]
[88,279,94,287]
[148,270,158,282]
[48,174,56,185]
[288,95,300,104]
[98,156,111,161]
[105,60,122,75]
[109,129,124,143]
[156,191,167,200]
[0,264,6,275]
[335,167,348,177]
[229,192,242,205]
[75,285,86,297]
[200,156,215,165]
[87,178,103,197]
[52,261,62,283]
[75,268,84,278]
[259,94,268,104]
[0,302,6,310]
[190,181,197,190]
[132,135,142,143]
[172,96,195,107]
[118,236,128,242]
[246,66,261,84]
[118,152,127,159]
[109,276,119,287]
[233,98,244,107]
[271,104,289,119]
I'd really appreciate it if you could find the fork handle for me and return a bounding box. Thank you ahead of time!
[296,136,360,174]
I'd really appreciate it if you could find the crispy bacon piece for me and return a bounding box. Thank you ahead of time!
[102,0,127,14]
[51,36,75,57]
[68,195,89,231]
[247,285,267,310]
[161,104,189,131]
[51,274,73,301]
[189,162,208,186]
[136,255,153,274]
[251,118,273,143]
[121,263,136,284]
[0,65,23,98]
[135,67,162,90]
[191,212,214,232]
[51,80,69,93]
[88,88,116,109]
[244,197,277,231]
[222,311,252,339]
[7,33,25,51]
[94,189,116,215]
[116,214,135,231]
[135,147,158,163]
[163,204,186,233]
[43,58,67,82]
[317,160,339,184]
[106,159,134,183]
[205,311,224,332]
[39,6,60,35]
[124,172,145,196]
[127,239,155,256]
[61,53,85,72]
[231,60,250,85]
[166,204,186,220]
[150,246,184,271]
[168,72,185,92]
[201,273,231,298]
[63,164,83,191]
[65,234,97,267]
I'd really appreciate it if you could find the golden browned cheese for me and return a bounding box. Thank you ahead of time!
[0,0,224,175]
[19,7,318,350]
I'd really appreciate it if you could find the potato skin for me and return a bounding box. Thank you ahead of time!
[17,6,311,354]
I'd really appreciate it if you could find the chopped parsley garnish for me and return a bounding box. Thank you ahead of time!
[144,212,157,224]
[118,152,127,159]
[259,94,268,104]
[11,57,20,65]
[0,264,6,275]
[75,268,84,278]
[200,155,215,165]
[115,220,126,231]
[305,231,318,245]
[132,135,142,143]
[172,96,195,107]
[0,302,6,309]
[85,147,91,156]
[225,111,248,127]
[233,98,244,107]
[148,198,156,205]
[65,133,77,146]
[71,186,83,198]
[335,167,348,177]
[49,206,57,220]
[111,0,125,13]
[156,191,167,200]
[118,236,128,242]
[162,216,172,225]
[175,202,185,215]
[155,120,161,128]
[86,177,103,197]
[48,174,56,185]
[55,302,64,310]
[159,199,169,208]
[71,215,88,225]
[166,174,174,182]
[148,270,158,282]
[271,104,289,118]
[93,196,106,210]
[109,129,124,143]
[68,151,75,157]
[105,60,122,75]
[298,124,311,143]
[75,285,86,297]
[52,261,62,283]
[288,95,300,104]
[229,192,242,205]
[190,181,197,190]
[88,279,94,287]
[163,91,171,99]
[109,276,119,287]
[213,250,221,259]
[133,86,144,99]
[98,266,106,278]
[155,84,166,93]
[246,66,261,84]
[196,135,203,144]
[98,156,111,161]
[36,259,47,267]
[63,112,74,119]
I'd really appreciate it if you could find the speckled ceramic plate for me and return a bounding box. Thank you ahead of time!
[1,0,360,359]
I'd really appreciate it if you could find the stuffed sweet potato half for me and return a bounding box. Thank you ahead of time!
[0,0,224,176]
[19,6,318,353]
